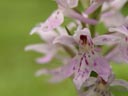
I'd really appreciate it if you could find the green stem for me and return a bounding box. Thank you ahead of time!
[89,6,102,37]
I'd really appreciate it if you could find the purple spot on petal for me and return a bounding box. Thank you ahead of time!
[102,38,108,41]
[125,37,128,42]
[80,35,87,45]
[85,58,89,65]
[94,62,97,66]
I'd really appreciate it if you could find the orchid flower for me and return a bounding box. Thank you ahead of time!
[25,22,77,64]
[30,0,97,33]
[100,0,128,27]
[79,74,128,96]
[26,0,128,95]
[106,22,128,63]
[36,28,111,89]
[93,21,128,63]
[101,10,125,27]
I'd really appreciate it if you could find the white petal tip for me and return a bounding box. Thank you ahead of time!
[24,47,29,51]
[35,69,48,77]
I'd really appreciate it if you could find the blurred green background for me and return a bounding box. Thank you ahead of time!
[0,0,128,96]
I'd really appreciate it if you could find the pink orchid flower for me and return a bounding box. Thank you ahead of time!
[79,73,128,96]
[25,22,77,64]
[93,21,128,63]
[36,28,111,89]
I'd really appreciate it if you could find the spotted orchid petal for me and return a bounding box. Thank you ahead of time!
[111,79,128,89]
[93,34,120,45]
[36,62,74,82]
[93,57,112,82]
[53,35,77,46]
[109,23,128,36]
[74,28,91,44]
[73,67,91,89]
[36,9,64,32]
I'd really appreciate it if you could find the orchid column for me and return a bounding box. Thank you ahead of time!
[25,0,128,96]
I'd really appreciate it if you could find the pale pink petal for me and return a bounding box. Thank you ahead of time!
[93,57,111,82]
[41,9,64,32]
[85,2,102,15]
[36,54,54,64]
[36,62,74,82]
[30,23,42,35]
[110,0,127,10]
[56,0,78,8]
[25,44,56,54]
[36,30,58,43]
[109,25,128,36]
[101,11,125,27]
[67,0,79,8]
[111,79,128,89]
[119,43,128,63]
[56,26,68,35]
[60,6,97,25]
[93,34,120,45]
[102,0,127,11]
[105,47,128,63]
[73,70,91,89]
[53,35,77,46]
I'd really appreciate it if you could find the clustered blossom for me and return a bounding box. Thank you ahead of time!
[25,0,128,96]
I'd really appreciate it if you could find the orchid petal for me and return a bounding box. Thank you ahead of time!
[85,2,102,15]
[60,7,97,25]
[110,0,127,10]
[109,25,128,36]
[36,62,74,82]
[73,70,91,89]
[25,44,56,54]
[37,30,58,43]
[111,79,128,89]
[53,35,77,46]
[105,47,128,63]
[119,43,128,62]
[74,28,91,43]
[93,57,111,82]
[56,0,78,8]
[93,35,120,45]
[67,0,79,8]
[42,9,64,32]
[101,11,125,27]
[36,54,54,64]
[56,26,68,35]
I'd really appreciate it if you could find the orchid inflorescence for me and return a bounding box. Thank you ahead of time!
[25,0,128,96]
